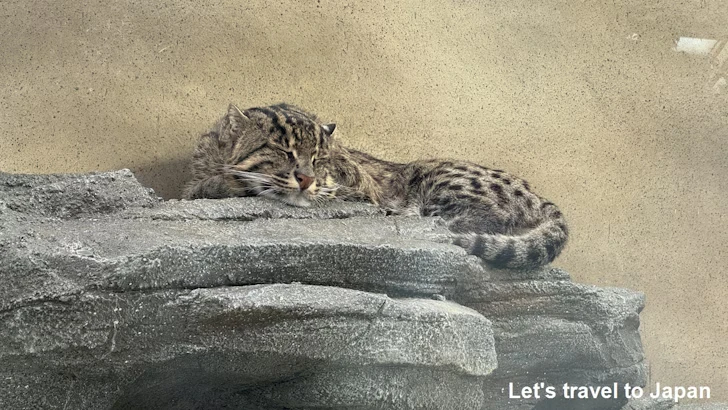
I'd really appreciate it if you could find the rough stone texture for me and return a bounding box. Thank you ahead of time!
[0,191,484,308]
[0,170,675,409]
[622,398,676,410]
[2,284,493,409]
[463,281,646,409]
[0,169,160,218]
[130,196,386,221]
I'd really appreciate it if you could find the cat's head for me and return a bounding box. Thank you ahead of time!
[224,103,337,207]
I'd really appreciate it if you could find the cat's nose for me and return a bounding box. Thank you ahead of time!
[294,171,314,190]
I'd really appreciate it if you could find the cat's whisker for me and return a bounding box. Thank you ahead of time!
[227,169,291,185]
[257,188,280,197]
[226,169,272,182]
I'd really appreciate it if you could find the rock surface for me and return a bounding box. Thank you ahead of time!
[467,279,646,409]
[620,399,728,410]
[621,398,676,410]
[0,169,662,409]
[2,283,494,409]
[0,169,159,218]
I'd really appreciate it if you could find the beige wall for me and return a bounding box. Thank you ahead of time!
[2,0,726,400]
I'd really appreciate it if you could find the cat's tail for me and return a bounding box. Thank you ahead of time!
[453,202,568,269]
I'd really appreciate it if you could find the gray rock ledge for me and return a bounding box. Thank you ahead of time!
[1,283,495,409]
[0,169,658,409]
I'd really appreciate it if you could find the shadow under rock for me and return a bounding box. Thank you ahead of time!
[130,155,191,200]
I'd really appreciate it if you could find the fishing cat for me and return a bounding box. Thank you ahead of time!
[184,103,568,269]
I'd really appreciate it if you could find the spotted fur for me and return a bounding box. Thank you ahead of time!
[184,103,568,269]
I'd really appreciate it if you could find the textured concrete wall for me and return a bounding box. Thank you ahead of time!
[1,0,726,400]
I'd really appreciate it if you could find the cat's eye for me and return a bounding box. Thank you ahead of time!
[285,151,296,162]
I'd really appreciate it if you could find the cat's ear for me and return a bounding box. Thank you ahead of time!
[321,123,336,136]
[224,104,267,162]
[227,104,250,128]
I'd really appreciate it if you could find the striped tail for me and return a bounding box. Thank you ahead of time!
[454,203,568,269]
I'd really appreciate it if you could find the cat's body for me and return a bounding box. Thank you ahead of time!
[184,104,568,269]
